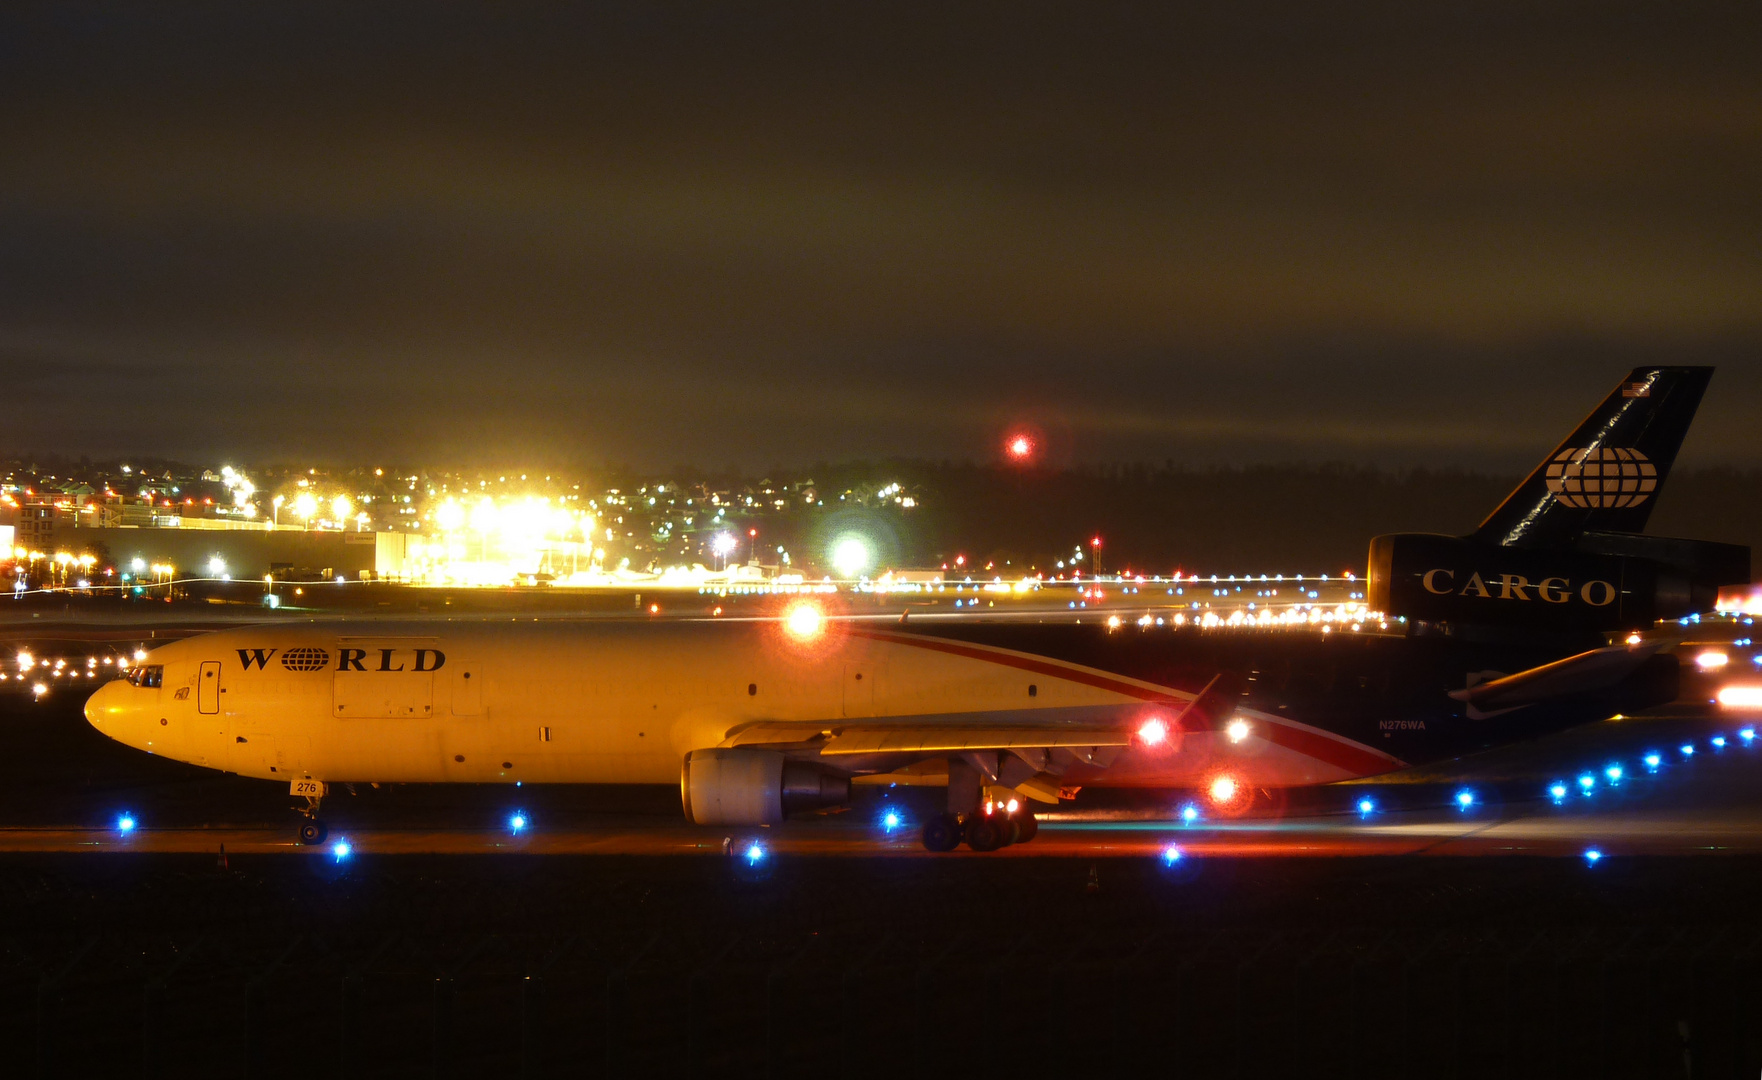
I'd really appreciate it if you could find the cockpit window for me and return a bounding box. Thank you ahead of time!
[124,665,163,688]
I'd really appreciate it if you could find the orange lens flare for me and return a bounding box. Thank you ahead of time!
[783,602,825,640]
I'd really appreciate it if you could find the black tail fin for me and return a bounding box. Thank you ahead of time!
[1472,366,1713,549]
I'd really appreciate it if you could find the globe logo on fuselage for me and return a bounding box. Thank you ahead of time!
[1545,447,1656,509]
[280,647,330,672]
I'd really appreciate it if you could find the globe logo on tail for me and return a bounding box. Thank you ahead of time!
[1544,447,1657,508]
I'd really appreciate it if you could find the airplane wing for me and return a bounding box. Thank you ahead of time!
[715,674,1247,803]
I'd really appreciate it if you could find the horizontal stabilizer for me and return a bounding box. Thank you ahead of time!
[1448,641,1669,712]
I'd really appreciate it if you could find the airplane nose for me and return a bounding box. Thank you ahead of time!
[84,679,125,732]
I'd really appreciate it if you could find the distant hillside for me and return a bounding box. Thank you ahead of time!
[800,462,1762,577]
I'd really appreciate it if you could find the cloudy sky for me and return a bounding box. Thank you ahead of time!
[2,1,1759,470]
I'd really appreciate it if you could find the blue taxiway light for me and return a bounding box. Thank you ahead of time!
[1604,765,1623,782]
[1549,784,1568,801]
[1712,736,1728,749]
[1741,728,1757,743]
[1180,804,1200,824]
[332,839,352,862]
[882,810,902,831]
[1681,744,1696,756]
[509,813,528,833]
[745,842,766,863]
[117,814,136,833]
[1357,797,1375,815]
[1454,790,1475,809]
[1584,849,1602,864]
[1162,844,1183,865]
[1577,774,1596,791]
[1644,753,1662,769]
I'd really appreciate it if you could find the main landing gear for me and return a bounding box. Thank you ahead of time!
[919,802,1039,853]
[921,756,1043,852]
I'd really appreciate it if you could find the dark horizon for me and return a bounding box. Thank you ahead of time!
[5,2,1760,470]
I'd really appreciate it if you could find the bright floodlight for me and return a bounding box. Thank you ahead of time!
[1696,650,1730,670]
[207,556,226,576]
[783,602,824,640]
[831,537,871,578]
[711,532,737,557]
[1138,717,1169,745]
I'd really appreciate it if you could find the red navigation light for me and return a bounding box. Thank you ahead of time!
[1138,717,1169,746]
[1006,434,1034,460]
[1091,536,1102,549]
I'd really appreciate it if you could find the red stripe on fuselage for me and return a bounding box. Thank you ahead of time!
[853,626,1403,778]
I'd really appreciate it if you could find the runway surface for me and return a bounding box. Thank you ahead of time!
[12,713,1762,858]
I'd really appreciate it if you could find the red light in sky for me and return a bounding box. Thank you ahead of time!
[1006,434,1034,459]
[1091,536,1102,548]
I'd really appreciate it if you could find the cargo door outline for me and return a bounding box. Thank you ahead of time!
[842,664,877,718]
[197,661,220,714]
[451,663,483,716]
[334,670,435,718]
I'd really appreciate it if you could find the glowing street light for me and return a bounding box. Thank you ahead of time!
[711,532,737,571]
[831,536,871,579]
[293,492,318,528]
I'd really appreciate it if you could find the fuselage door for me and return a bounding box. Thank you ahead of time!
[842,664,877,718]
[451,663,483,716]
[197,661,221,714]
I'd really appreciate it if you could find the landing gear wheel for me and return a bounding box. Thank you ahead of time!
[965,815,1005,852]
[297,820,329,846]
[921,813,963,852]
[1013,809,1039,843]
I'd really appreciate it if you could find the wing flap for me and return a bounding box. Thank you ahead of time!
[820,726,1133,755]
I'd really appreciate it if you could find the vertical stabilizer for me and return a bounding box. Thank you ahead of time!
[1472,367,1712,549]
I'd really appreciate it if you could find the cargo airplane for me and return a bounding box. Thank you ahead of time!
[86,367,1751,850]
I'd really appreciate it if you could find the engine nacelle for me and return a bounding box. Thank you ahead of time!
[1368,532,1749,636]
[680,748,851,826]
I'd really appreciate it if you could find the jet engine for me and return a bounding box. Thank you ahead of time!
[680,748,851,825]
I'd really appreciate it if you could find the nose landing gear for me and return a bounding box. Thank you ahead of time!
[294,788,329,845]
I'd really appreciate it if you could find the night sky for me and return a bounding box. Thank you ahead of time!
[3,2,1759,471]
